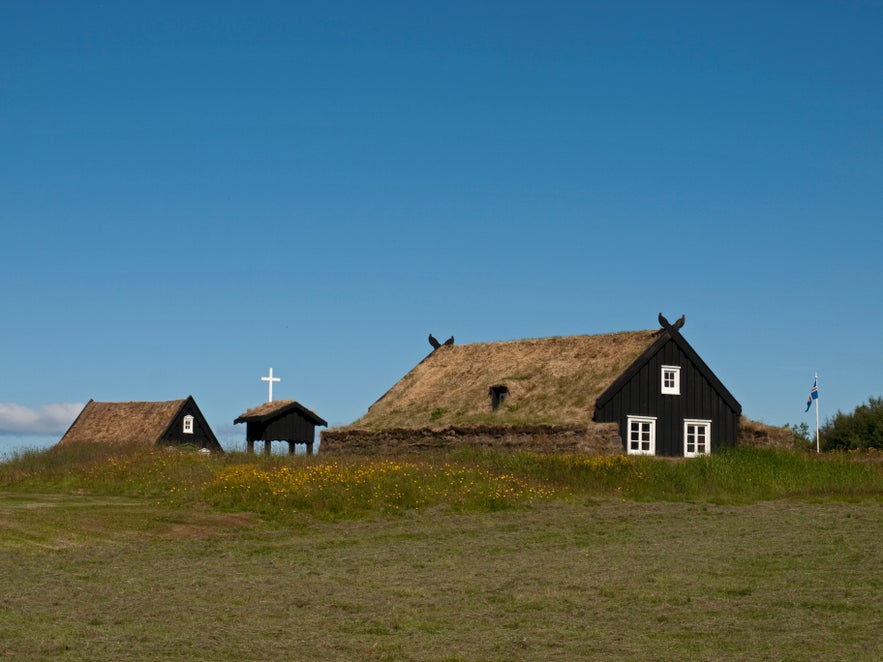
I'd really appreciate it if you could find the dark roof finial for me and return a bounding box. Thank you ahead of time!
[658,313,686,333]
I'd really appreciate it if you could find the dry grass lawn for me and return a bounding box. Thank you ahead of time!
[1,494,880,661]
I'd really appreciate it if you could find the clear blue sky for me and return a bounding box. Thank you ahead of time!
[2,1,881,455]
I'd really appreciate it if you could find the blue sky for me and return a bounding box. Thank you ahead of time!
[2,1,881,455]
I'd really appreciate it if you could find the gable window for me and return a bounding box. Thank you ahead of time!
[626,416,656,455]
[183,415,194,435]
[684,419,711,457]
[489,385,509,410]
[661,366,681,395]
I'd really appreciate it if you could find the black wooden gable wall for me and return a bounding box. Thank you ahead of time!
[158,396,223,451]
[594,328,741,457]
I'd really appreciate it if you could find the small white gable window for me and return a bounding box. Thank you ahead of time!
[661,366,681,395]
[183,415,194,434]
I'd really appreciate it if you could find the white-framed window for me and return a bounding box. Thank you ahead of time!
[183,415,194,435]
[661,365,681,395]
[627,415,656,455]
[684,419,711,457]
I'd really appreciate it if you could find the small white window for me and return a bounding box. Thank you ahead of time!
[661,366,681,395]
[627,416,656,455]
[684,419,711,457]
[183,415,194,434]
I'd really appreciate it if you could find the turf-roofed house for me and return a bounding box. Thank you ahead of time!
[234,400,328,456]
[57,396,223,452]
[321,315,742,457]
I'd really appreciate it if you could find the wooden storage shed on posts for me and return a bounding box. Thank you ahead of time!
[234,400,328,455]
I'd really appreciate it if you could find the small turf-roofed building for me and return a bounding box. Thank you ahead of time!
[57,396,222,452]
[321,315,741,457]
[234,400,328,455]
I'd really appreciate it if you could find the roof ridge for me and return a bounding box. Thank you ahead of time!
[439,330,657,348]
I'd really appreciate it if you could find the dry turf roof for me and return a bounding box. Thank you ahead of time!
[58,399,187,446]
[234,400,328,427]
[348,330,660,430]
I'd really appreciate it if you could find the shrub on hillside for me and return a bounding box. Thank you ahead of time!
[785,421,815,449]
[821,396,883,451]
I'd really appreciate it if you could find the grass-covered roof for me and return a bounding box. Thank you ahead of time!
[347,330,660,430]
[57,399,188,446]
[234,400,328,427]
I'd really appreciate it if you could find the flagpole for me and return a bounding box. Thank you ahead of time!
[814,372,820,453]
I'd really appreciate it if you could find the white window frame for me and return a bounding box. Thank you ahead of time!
[183,415,194,435]
[683,419,711,457]
[661,365,681,395]
[626,415,656,455]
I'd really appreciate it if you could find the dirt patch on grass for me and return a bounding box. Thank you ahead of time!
[0,494,261,549]
[156,512,262,539]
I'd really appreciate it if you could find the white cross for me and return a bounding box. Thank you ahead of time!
[261,367,281,402]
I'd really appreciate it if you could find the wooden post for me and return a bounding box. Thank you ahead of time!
[246,440,254,454]
[288,441,296,455]
[307,442,314,456]
[263,440,272,455]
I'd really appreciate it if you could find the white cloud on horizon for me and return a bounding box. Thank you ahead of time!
[0,402,85,436]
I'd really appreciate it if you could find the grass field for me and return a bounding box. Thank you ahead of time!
[0,446,881,660]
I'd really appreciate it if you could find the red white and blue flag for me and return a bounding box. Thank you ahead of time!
[804,377,819,412]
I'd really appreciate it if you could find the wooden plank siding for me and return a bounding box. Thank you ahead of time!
[594,335,740,457]
[245,414,318,444]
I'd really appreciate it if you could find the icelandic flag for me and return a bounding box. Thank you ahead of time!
[804,378,818,412]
